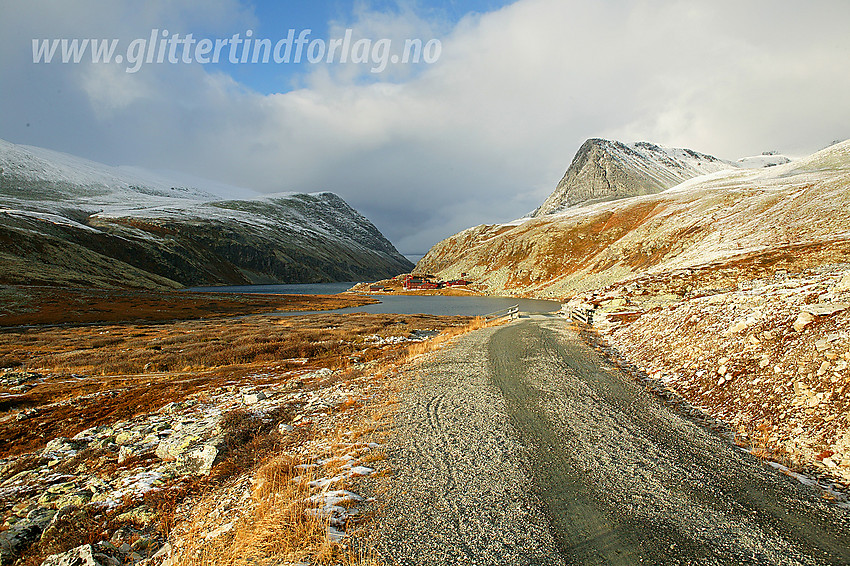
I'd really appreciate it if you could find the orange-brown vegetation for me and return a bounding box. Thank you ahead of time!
[0,286,377,327]
[149,318,487,566]
[1,285,484,566]
[0,312,468,459]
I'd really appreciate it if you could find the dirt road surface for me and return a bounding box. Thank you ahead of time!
[368,317,850,565]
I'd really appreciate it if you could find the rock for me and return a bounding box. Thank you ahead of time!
[155,433,200,462]
[39,506,88,553]
[54,490,92,510]
[41,438,83,460]
[242,391,267,405]
[0,508,55,565]
[834,272,850,292]
[116,506,155,525]
[801,303,850,316]
[40,544,120,566]
[278,423,294,434]
[114,431,138,446]
[729,320,749,334]
[793,311,816,332]
[130,537,155,553]
[118,445,137,464]
[203,521,235,541]
[146,542,174,566]
[176,443,221,476]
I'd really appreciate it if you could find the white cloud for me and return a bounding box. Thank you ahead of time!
[2,0,849,253]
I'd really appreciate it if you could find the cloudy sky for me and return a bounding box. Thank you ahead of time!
[1,0,848,255]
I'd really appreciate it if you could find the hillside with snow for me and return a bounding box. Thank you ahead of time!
[532,139,735,216]
[418,139,850,298]
[532,139,797,217]
[0,139,412,289]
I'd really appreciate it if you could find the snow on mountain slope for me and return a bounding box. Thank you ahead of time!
[0,138,412,288]
[418,140,850,298]
[0,139,227,205]
[533,139,736,216]
[736,153,791,169]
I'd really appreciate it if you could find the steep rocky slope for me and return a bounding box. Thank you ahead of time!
[419,140,850,299]
[0,139,412,289]
[532,138,735,215]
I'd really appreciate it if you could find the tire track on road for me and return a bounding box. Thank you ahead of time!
[368,318,850,565]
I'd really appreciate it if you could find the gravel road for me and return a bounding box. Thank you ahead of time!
[367,317,850,565]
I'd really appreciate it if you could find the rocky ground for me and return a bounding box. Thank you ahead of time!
[1,366,396,566]
[0,308,473,566]
[568,265,850,491]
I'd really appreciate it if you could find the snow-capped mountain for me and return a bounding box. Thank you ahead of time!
[532,139,794,216]
[418,139,850,298]
[0,139,412,289]
[533,139,734,216]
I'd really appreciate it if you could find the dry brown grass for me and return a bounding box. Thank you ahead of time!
[0,279,487,566]
[404,316,486,359]
[0,313,470,459]
[0,286,377,327]
[167,317,488,566]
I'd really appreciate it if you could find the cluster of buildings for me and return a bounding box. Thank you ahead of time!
[401,274,472,290]
[366,274,474,292]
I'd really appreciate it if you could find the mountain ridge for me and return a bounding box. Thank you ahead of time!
[417,139,850,298]
[0,138,413,289]
[533,138,790,216]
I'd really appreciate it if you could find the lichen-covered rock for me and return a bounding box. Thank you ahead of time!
[39,543,120,566]
[155,433,199,462]
[176,442,221,476]
[0,507,55,566]
[41,438,84,461]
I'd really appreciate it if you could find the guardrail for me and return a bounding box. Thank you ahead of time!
[483,304,519,323]
[562,305,594,325]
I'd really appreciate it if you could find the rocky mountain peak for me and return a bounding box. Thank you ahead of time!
[533,138,734,216]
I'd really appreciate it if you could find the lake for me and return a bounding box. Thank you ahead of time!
[188,282,561,316]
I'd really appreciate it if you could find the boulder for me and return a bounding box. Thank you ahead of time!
[0,508,55,566]
[801,303,850,316]
[116,505,156,525]
[793,311,816,332]
[176,442,221,476]
[155,433,200,462]
[41,438,84,460]
[39,506,89,555]
[242,391,267,405]
[40,544,120,566]
[834,272,850,292]
[729,320,749,334]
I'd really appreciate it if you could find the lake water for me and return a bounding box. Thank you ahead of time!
[188,282,561,316]
[190,282,359,295]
